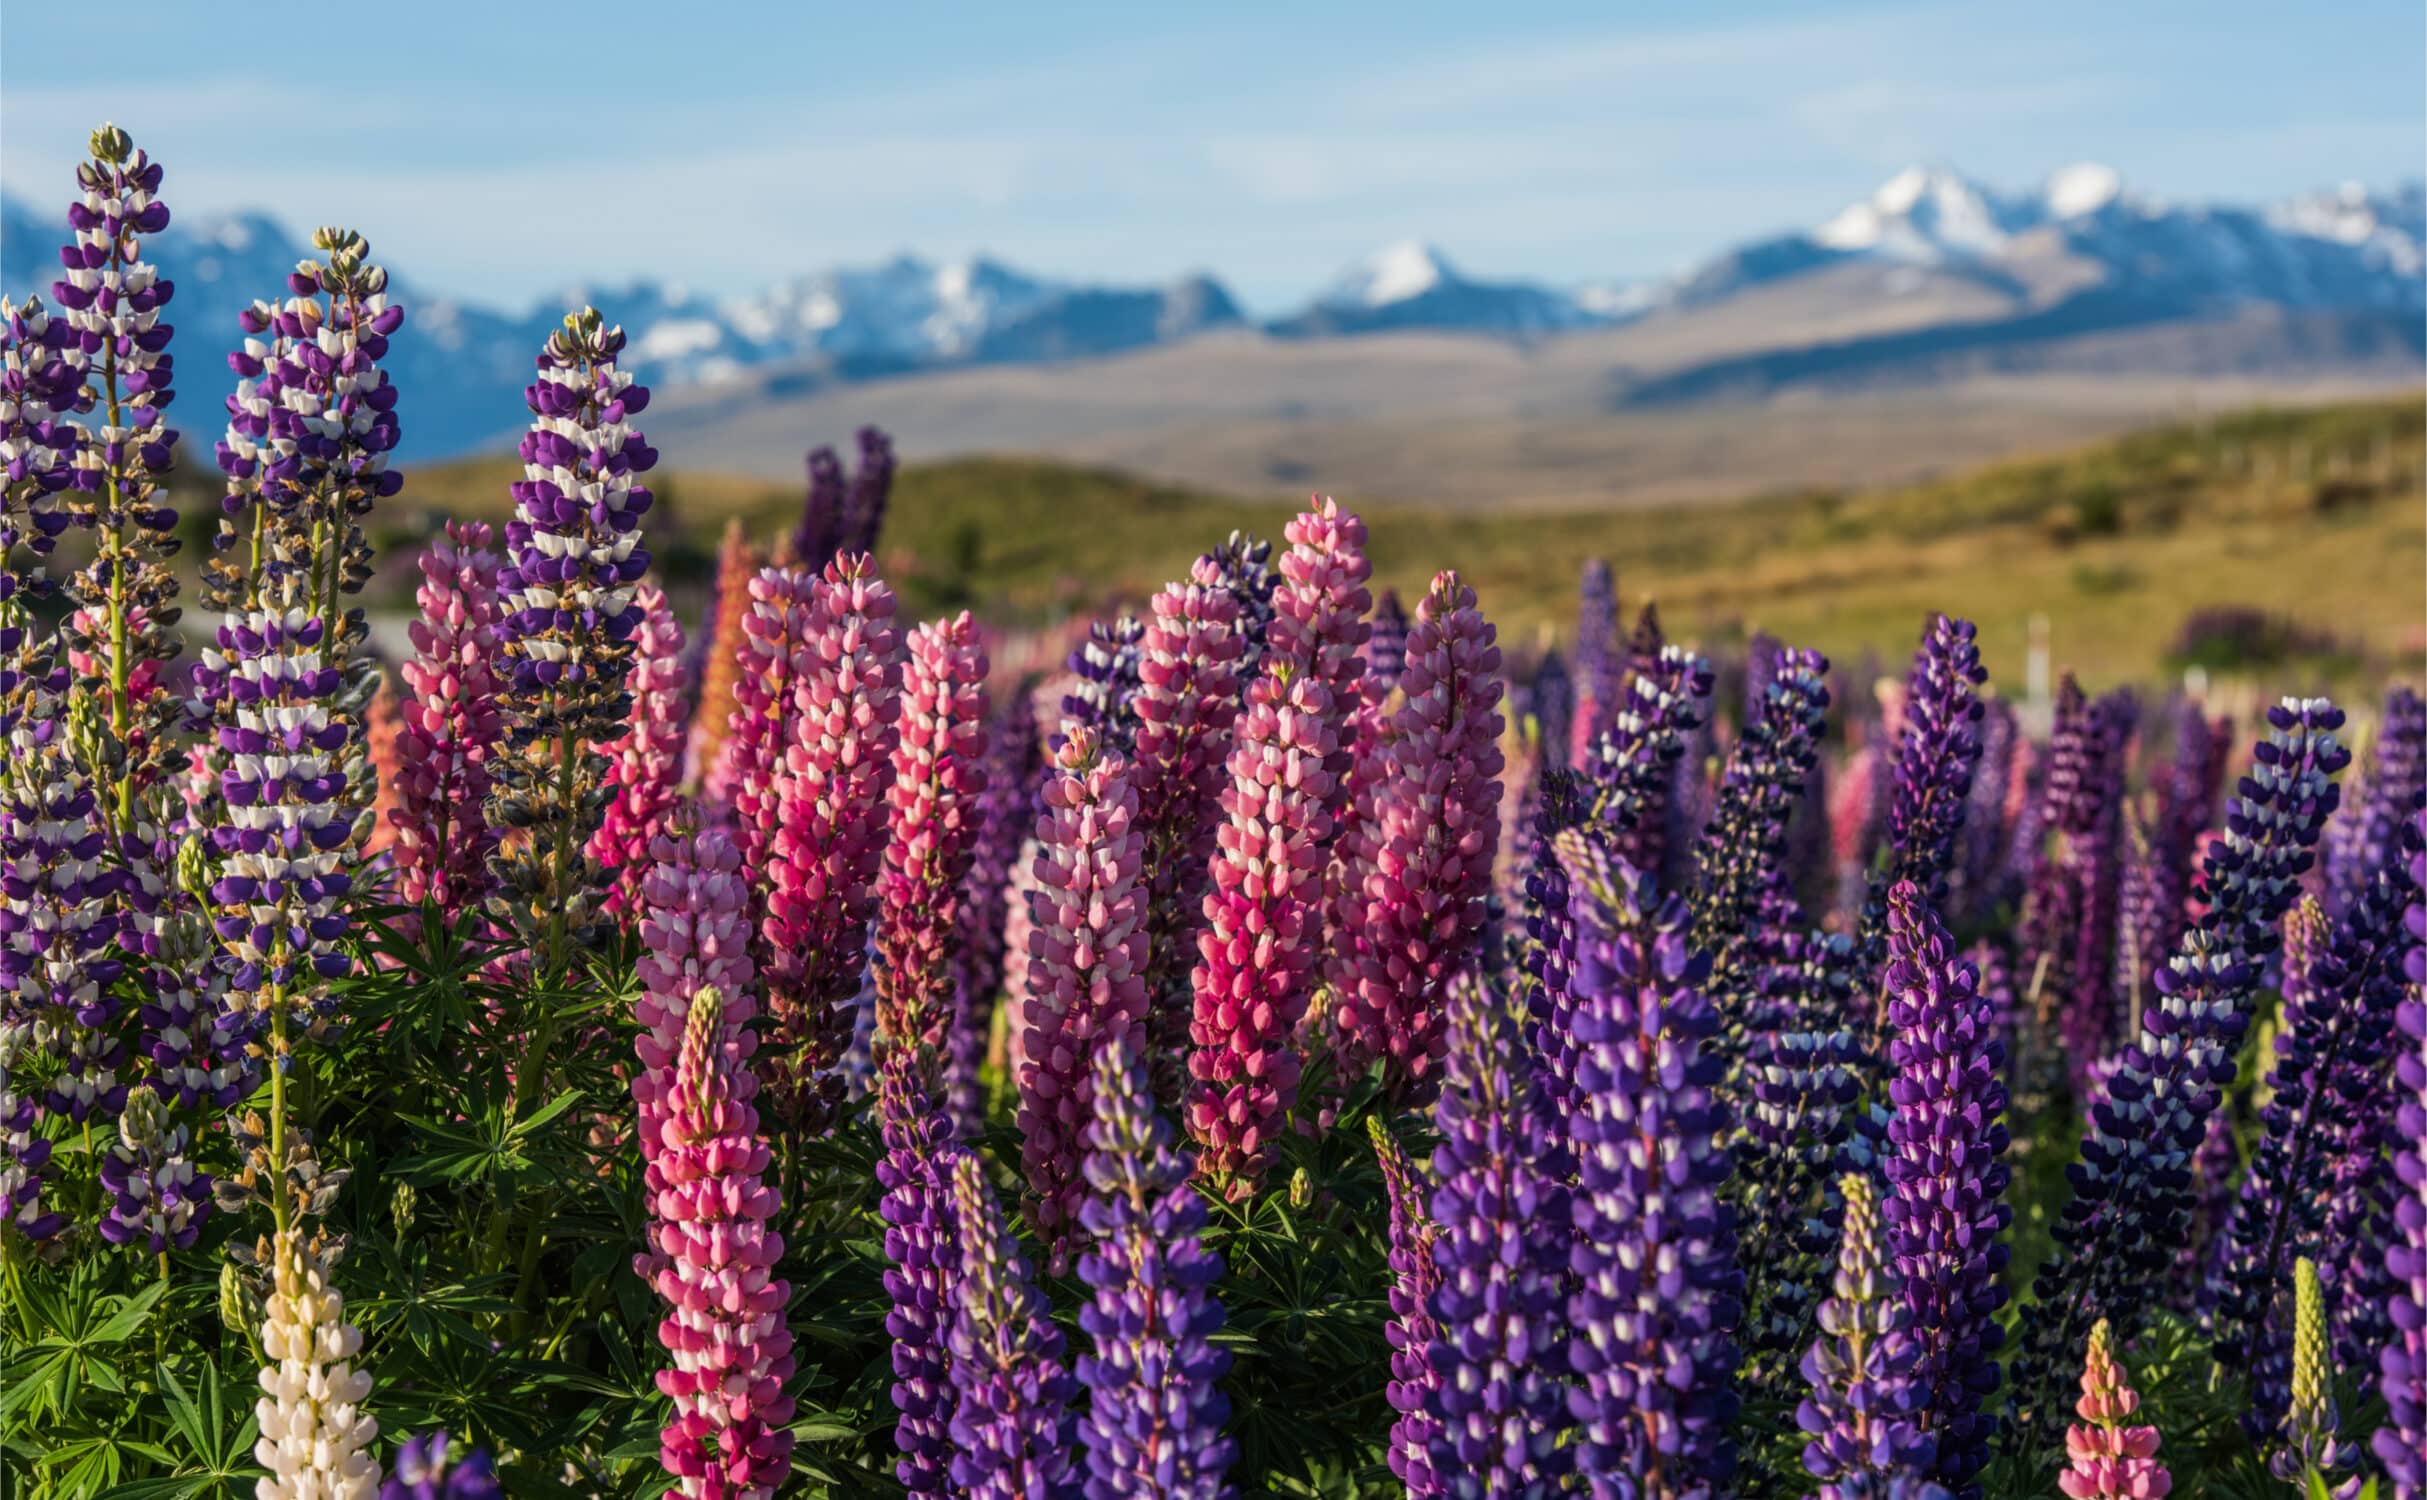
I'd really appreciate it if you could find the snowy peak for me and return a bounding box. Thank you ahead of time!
[1814,165,2035,260]
[2042,162,2126,220]
[1325,241,1460,308]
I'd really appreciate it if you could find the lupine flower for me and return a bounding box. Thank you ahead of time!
[2058,1320,2169,1500]
[1952,698,2019,923]
[1370,1116,1445,1500]
[1064,616,1147,754]
[1799,1173,1934,1499]
[761,555,902,1134]
[1021,725,1150,1253]
[872,613,990,1049]
[388,522,505,921]
[689,519,764,799]
[1559,834,1736,1498]
[1075,1036,1235,1499]
[2014,699,2347,1440]
[950,687,1043,1137]
[1368,587,1410,696]
[947,1150,1082,1499]
[648,987,796,1500]
[591,582,687,918]
[359,674,404,863]
[1583,644,1713,872]
[254,1227,380,1500]
[1569,559,1619,769]
[1196,530,1277,690]
[1520,770,1595,1119]
[2376,811,2427,1497]
[842,424,897,558]
[2327,684,2424,915]
[794,440,848,568]
[724,566,816,891]
[487,307,654,963]
[876,1047,965,1497]
[0,1025,60,1241]
[1880,882,2012,1497]
[1332,572,1504,1106]
[2272,1257,2362,1496]
[1530,649,1573,774]
[2016,679,2134,1090]
[380,1432,502,1500]
[1856,615,1986,969]
[2,685,125,1115]
[96,1084,207,1251]
[1000,834,1045,1089]
[1423,968,1572,1499]
[1131,564,1242,1106]
[1186,501,1367,1192]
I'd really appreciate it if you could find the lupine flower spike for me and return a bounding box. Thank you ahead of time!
[254,1228,380,1500]
[1370,1116,1444,1500]
[591,581,687,918]
[874,613,991,1050]
[947,1150,1081,1498]
[2376,812,2426,1498]
[380,1433,503,1500]
[2272,1257,2361,1497]
[2059,1320,2169,1499]
[876,1049,966,1497]
[1799,1173,1934,1500]
[388,522,505,925]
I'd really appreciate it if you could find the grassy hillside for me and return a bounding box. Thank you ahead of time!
[381,398,2424,693]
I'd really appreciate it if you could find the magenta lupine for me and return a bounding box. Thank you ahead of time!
[1332,571,1505,1107]
[388,521,504,921]
[1075,1036,1236,1500]
[1559,834,1738,1499]
[1879,882,2012,1498]
[648,986,796,1500]
[632,826,758,1189]
[1799,1173,1935,1500]
[1269,499,1372,845]
[2376,811,2426,1497]
[1131,562,1242,1106]
[762,555,903,1134]
[1020,725,1151,1254]
[874,614,991,1051]
[724,566,816,885]
[2058,1320,2170,1500]
[590,582,687,919]
[877,1049,967,1498]
[947,1150,1082,1499]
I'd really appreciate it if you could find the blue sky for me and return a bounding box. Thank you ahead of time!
[4,0,2420,313]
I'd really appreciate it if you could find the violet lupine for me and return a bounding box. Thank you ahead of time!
[1584,643,1714,871]
[1856,615,1987,972]
[1952,698,2018,924]
[2013,699,2348,1440]
[1530,649,1574,774]
[2376,811,2426,1498]
[2016,679,2133,1091]
[950,687,1043,1137]
[2272,1257,2362,1496]
[1519,769,1594,1119]
[1798,1173,1934,1500]
[380,1433,502,1500]
[1130,563,1242,1107]
[1570,559,1619,769]
[1333,571,1505,1107]
[794,440,848,567]
[1197,530,1277,691]
[1879,882,2012,1498]
[1423,967,1573,1498]
[841,424,897,558]
[1064,616,1148,754]
[1075,1036,1236,1500]
[388,522,504,922]
[2326,684,2423,916]
[253,1227,380,1500]
[876,1047,966,1498]
[96,1084,207,1251]
[1020,725,1151,1254]
[1,685,125,1121]
[647,986,797,1500]
[688,518,763,798]
[2058,1320,2169,1500]
[590,581,687,919]
[761,555,902,1135]
[0,1027,60,1241]
[1370,1116,1445,1500]
[1186,502,1367,1194]
[947,1149,1082,1499]
[1368,587,1410,696]
[1559,833,1737,1499]
[2146,702,2231,947]
[874,613,991,1051]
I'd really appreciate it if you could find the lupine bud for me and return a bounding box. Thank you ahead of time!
[381,1433,502,1500]
[590,582,687,918]
[2272,1257,2361,1496]
[1370,1117,1444,1499]
[97,1084,207,1250]
[874,614,990,1050]
[947,1151,1081,1498]
[253,1228,380,1500]
[1799,1174,1934,1498]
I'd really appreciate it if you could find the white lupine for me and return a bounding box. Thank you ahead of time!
[253,1229,380,1500]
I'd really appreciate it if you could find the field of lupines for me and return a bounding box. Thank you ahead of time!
[1,122,2423,1500]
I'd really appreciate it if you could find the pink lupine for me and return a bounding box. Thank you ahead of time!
[762,555,903,1135]
[874,614,991,1051]
[648,986,796,1500]
[1129,559,1242,1102]
[1018,724,1151,1256]
[724,566,818,884]
[362,673,405,863]
[1331,571,1505,1106]
[1185,500,1369,1192]
[2059,1319,2170,1499]
[997,835,1044,1090]
[388,520,505,918]
[633,826,759,1185]
[592,582,688,919]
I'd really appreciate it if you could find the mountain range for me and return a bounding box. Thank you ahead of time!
[3,163,2420,465]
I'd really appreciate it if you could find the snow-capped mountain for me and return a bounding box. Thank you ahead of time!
[1269,241,1596,338]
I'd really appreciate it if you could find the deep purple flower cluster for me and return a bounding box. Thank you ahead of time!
[2328,684,2424,915]
[1584,643,1714,869]
[1074,1037,1234,1499]
[1880,882,2012,1498]
[96,1085,208,1251]
[380,1432,502,1500]
[1371,1116,1445,1499]
[1195,530,1277,689]
[2376,811,2426,1497]
[1529,649,1574,773]
[949,685,1043,1137]
[2017,679,2135,1092]
[876,1050,966,1497]
[1367,587,1409,696]
[1560,832,1740,1499]
[1062,615,1147,753]
[1520,769,1594,1116]
[1799,1172,1935,1498]
[1570,559,1620,768]
[947,1150,1080,1498]
[1856,616,1986,968]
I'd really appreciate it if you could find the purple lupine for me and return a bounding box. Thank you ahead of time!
[949,684,1043,1137]
[1856,616,1987,971]
[1062,615,1147,754]
[1952,698,2018,924]
[794,441,847,567]
[1560,832,1739,1499]
[1520,770,1594,1118]
[842,424,897,558]
[1075,1036,1234,1499]
[95,1083,208,1251]
[1367,587,1410,696]
[947,1149,1081,1499]
[1371,1116,1445,1499]
[1569,559,1619,770]
[2327,685,2424,915]
[1798,1172,1935,1499]
[1196,530,1277,692]
[1880,882,2012,1498]
[1529,649,1573,774]
[876,1048,965,1497]
[1584,644,1714,871]
[2147,701,2231,940]
[2375,810,2426,1497]
[1423,968,1573,1497]
[2013,698,2349,1439]
[2015,679,2134,1093]
[0,1026,60,1241]
[381,1432,503,1500]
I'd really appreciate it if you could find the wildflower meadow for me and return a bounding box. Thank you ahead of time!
[4,124,2425,1500]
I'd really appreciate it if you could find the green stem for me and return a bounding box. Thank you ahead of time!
[269,997,290,1238]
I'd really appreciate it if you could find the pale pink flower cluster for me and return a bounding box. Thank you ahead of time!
[1017,725,1150,1253]
[591,582,688,918]
[633,827,759,1189]
[648,986,796,1500]
[874,612,990,1050]
[388,521,505,916]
